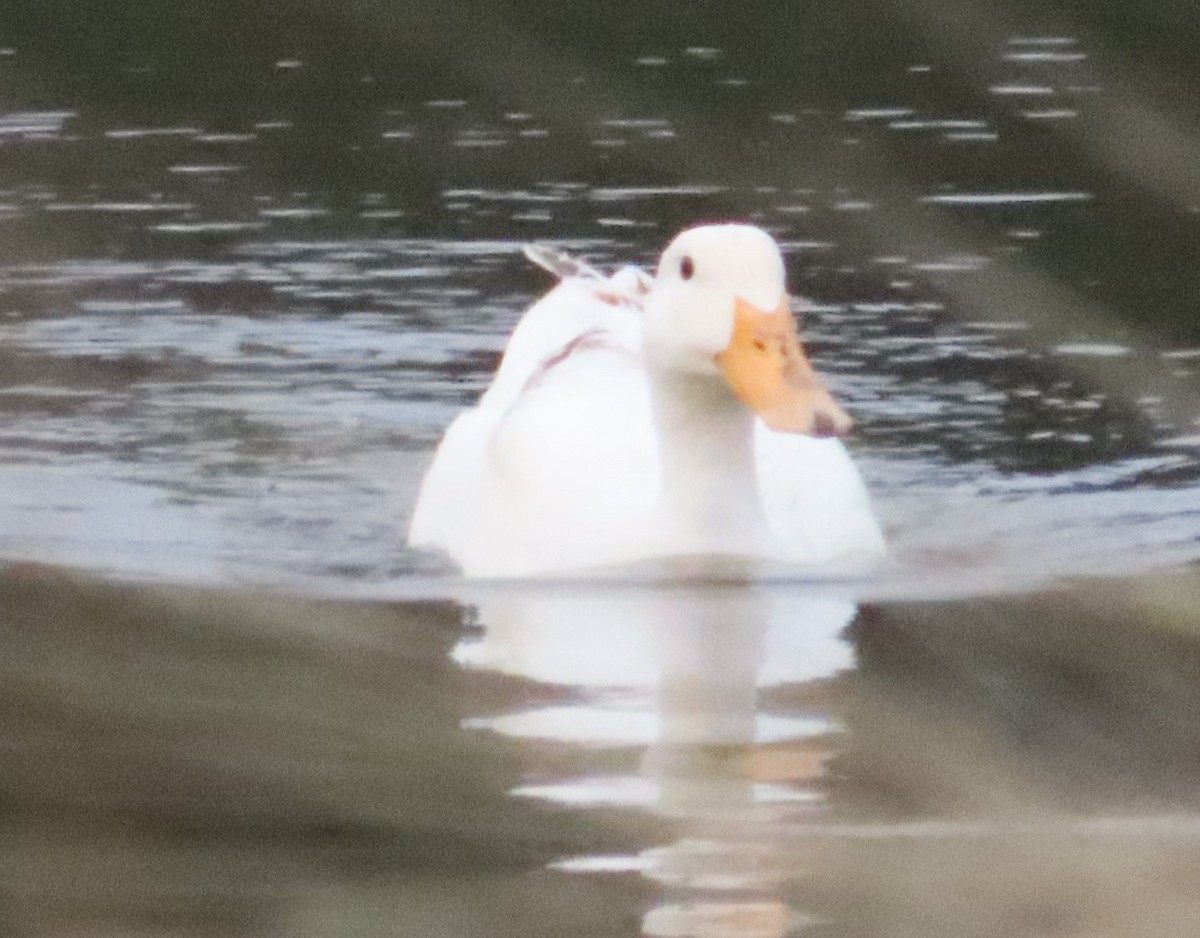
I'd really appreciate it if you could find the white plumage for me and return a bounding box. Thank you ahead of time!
[409,225,885,577]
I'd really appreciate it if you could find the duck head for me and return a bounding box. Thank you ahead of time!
[642,224,852,438]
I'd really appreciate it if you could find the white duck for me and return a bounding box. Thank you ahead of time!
[409,224,884,577]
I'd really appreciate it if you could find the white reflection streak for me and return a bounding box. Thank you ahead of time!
[458,582,857,938]
[1003,51,1087,62]
[922,191,1093,205]
[0,111,76,136]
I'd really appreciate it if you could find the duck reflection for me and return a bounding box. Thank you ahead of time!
[455,578,859,937]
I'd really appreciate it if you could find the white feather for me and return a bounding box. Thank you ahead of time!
[410,229,885,578]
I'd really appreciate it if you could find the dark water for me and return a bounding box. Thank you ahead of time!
[1,2,1199,584]
[2,2,1200,936]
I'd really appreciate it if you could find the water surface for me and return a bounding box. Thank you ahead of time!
[2,2,1200,936]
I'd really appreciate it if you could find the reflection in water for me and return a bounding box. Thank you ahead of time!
[6,566,1200,934]
[451,569,1200,937]
[458,582,857,936]
[2,2,1200,934]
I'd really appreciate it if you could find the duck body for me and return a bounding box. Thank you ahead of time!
[409,226,885,578]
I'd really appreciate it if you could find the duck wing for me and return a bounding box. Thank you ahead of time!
[409,260,659,577]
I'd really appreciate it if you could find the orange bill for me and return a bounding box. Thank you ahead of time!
[714,297,853,437]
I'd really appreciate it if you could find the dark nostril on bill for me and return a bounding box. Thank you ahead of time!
[812,408,853,438]
[812,411,838,438]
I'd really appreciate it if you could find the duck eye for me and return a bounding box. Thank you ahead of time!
[680,256,695,280]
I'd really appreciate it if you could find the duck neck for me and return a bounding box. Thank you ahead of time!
[649,369,769,553]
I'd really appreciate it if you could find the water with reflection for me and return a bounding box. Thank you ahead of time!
[9,566,1200,936]
[3,0,1200,935]
[457,582,855,936]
